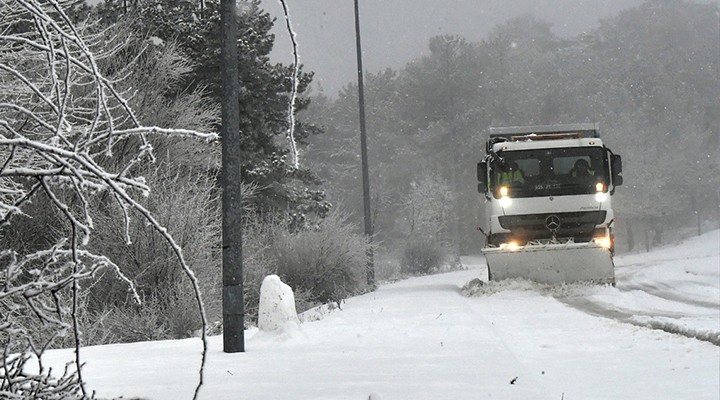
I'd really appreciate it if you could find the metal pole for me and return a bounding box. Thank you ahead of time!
[354,0,374,286]
[221,0,244,353]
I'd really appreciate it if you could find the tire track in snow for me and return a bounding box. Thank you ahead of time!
[556,296,720,346]
[614,253,719,309]
[617,282,720,309]
[461,254,720,346]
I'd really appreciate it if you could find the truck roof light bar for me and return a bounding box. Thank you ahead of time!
[510,132,582,141]
[489,123,599,137]
[486,123,600,153]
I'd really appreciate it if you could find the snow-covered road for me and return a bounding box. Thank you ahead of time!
[42,231,720,400]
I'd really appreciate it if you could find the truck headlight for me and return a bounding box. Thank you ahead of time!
[499,241,520,251]
[594,235,612,249]
[498,186,512,207]
[595,182,607,202]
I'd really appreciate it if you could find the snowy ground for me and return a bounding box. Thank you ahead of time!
[42,230,720,400]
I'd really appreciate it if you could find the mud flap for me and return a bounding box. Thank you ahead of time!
[482,242,615,285]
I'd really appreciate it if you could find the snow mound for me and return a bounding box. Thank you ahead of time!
[630,315,720,346]
[258,275,300,333]
[460,277,606,298]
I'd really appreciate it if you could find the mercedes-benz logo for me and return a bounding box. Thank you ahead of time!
[545,214,561,231]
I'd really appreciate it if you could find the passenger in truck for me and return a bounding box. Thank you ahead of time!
[569,159,595,183]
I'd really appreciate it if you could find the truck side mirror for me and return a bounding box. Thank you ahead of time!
[611,154,623,186]
[477,161,488,193]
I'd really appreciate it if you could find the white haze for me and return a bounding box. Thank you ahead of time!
[260,0,647,96]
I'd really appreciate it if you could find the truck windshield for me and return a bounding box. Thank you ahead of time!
[492,147,608,198]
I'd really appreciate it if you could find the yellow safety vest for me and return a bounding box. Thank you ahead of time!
[499,170,525,184]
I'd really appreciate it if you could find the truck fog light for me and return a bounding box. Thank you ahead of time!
[595,192,607,202]
[499,196,512,207]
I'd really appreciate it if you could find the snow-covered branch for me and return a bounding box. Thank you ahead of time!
[0,1,215,398]
[279,0,300,169]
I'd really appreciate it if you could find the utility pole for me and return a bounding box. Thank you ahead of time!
[354,0,374,286]
[221,0,244,353]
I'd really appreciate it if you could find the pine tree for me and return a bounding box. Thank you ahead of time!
[86,0,329,223]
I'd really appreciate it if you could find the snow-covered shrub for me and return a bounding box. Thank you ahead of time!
[81,296,171,345]
[401,238,446,275]
[272,211,371,306]
[78,280,208,345]
[79,163,220,336]
[46,37,228,345]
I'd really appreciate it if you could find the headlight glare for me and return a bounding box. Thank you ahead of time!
[499,241,520,251]
[594,236,612,249]
[499,196,512,208]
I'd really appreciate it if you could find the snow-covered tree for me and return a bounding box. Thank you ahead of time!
[89,0,329,226]
[0,1,213,397]
[401,174,455,242]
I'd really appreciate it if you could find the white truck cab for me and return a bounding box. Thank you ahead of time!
[476,123,623,284]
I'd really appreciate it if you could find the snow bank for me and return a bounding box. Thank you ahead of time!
[461,277,602,298]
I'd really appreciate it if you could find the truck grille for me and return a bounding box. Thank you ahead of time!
[498,211,607,237]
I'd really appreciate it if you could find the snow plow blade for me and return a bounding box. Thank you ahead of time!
[482,242,615,285]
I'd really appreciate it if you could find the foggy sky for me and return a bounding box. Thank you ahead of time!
[260,0,646,96]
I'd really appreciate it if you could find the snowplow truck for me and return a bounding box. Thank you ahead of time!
[476,123,623,284]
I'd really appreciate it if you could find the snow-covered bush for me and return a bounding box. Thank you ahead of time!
[78,280,208,345]
[80,163,221,340]
[79,295,172,345]
[272,211,371,306]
